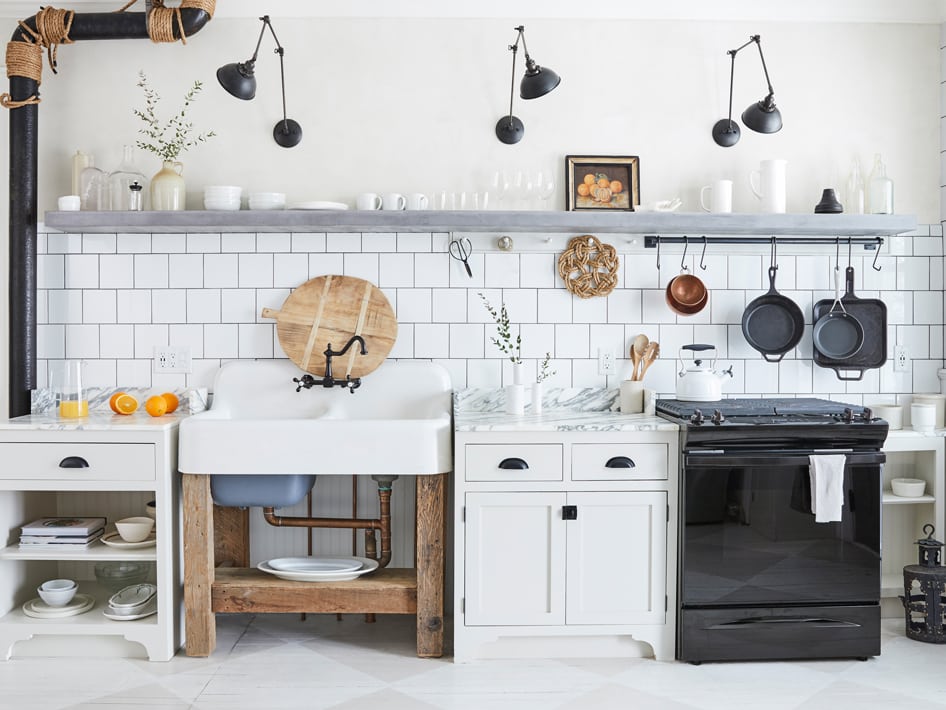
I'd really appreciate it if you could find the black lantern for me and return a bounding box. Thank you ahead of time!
[900,524,946,643]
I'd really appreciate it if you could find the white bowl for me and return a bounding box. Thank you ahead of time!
[37,579,77,607]
[115,516,155,542]
[204,185,242,195]
[891,478,926,497]
[203,200,241,211]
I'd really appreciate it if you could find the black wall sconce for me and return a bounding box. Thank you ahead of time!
[217,14,302,148]
[495,25,561,145]
[711,34,782,147]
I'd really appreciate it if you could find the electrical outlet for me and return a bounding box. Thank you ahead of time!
[154,346,192,374]
[894,345,910,372]
[598,348,616,375]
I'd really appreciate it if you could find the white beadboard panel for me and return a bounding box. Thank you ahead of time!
[65,254,100,289]
[49,290,83,324]
[290,232,327,253]
[413,253,451,288]
[257,233,292,253]
[396,288,433,323]
[431,288,467,323]
[186,233,222,253]
[117,233,152,253]
[343,252,380,284]
[168,254,206,289]
[82,290,117,324]
[99,254,135,289]
[82,233,116,254]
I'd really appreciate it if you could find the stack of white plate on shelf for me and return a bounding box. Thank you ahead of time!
[103,582,157,621]
[257,556,379,582]
[203,185,242,211]
[248,192,286,210]
[22,593,95,619]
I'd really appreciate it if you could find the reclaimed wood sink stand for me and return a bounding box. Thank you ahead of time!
[181,473,446,658]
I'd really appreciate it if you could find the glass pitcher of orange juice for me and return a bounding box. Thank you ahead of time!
[54,360,88,418]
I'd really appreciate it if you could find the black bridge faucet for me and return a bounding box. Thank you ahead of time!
[293,335,368,394]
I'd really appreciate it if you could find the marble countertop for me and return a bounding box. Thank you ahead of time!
[454,387,678,433]
[0,410,189,432]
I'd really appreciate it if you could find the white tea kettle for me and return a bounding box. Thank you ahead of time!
[676,344,733,401]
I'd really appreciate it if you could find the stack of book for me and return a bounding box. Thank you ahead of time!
[19,517,106,548]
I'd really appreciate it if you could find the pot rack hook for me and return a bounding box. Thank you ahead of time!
[655,236,661,271]
[847,236,853,267]
[699,235,708,270]
[769,236,777,270]
[834,237,840,271]
[680,236,689,272]
[872,239,883,271]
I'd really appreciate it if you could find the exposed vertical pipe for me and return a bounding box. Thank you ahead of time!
[6,7,213,417]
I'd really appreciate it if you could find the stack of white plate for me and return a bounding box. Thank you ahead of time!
[204,185,242,210]
[23,593,95,619]
[103,583,157,621]
[257,556,379,582]
[248,192,286,210]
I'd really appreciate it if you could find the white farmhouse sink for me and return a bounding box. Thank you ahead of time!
[178,360,452,506]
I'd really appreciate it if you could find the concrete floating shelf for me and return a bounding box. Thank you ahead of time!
[45,210,917,236]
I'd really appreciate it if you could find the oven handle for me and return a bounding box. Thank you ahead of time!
[684,451,885,468]
[707,616,861,630]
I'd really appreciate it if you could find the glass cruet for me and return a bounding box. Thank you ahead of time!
[108,145,148,211]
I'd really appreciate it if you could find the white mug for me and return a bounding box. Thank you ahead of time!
[58,195,80,211]
[407,193,429,210]
[355,192,382,210]
[382,192,406,210]
[749,159,787,214]
[699,180,733,213]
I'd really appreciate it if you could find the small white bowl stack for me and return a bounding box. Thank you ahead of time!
[204,185,242,210]
[248,192,286,210]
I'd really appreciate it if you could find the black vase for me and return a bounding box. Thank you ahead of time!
[814,188,843,214]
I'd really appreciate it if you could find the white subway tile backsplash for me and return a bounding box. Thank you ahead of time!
[35,225,943,396]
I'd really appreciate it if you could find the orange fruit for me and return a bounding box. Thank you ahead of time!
[577,183,590,197]
[160,392,179,413]
[583,173,596,186]
[145,395,168,417]
[113,393,138,415]
[597,177,610,189]
[109,392,125,414]
[609,180,623,194]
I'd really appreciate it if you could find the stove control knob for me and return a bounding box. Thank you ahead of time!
[843,407,854,423]
[863,407,873,422]
[690,409,704,425]
[711,409,725,425]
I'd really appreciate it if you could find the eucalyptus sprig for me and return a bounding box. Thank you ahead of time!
[537,352,556,382]
[479,293,521,364]
[134,71,216,162]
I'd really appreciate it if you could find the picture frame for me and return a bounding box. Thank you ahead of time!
[565,155,640,211]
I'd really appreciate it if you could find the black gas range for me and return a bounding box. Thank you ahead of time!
[659,397,888,663]
[657,397,888,451]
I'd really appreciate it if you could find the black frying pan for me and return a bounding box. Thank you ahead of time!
[812,268,865,360]
[741,266,804,362]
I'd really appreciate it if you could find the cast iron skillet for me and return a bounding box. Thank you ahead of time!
[812,268,865,360]
[741,266,805,362]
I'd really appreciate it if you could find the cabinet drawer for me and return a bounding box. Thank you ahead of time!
[465,444,563,482]
[0,443,156,481]
[571,443,668,481]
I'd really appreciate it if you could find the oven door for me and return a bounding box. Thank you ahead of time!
[680,450,882,608]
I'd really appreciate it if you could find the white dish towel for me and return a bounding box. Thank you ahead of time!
[809,454,847,523]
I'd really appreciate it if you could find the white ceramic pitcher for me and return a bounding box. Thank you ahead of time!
[749,159,787,214]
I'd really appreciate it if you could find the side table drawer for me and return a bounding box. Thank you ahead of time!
[465,444,563,482]
[0,443,156,481]
[572,443,668,481]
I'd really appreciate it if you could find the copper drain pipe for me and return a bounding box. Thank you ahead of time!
[262,475,396,569]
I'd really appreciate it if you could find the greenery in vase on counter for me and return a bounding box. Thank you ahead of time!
[134,71,216,161]
[479,293,521,364]
[537,352,555,382]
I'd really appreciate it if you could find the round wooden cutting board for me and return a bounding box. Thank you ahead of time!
[262,275,397,378]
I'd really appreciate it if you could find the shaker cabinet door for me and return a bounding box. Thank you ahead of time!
[565,491,667,626]
[464,492,566,626]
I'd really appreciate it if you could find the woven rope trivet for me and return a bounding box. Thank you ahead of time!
[557,234,619,298]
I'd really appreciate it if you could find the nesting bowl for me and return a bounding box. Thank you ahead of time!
[249,192,286,210]
[204,185,242,211]
[115,516,155,542]
[37,578,77,607]
[891,477,926,497]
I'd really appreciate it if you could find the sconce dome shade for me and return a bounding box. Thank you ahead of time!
[711,118,741,147]
[520,66,561,100]
[495,115,525,144]
[742,98,782,134]
[217,62,257,100]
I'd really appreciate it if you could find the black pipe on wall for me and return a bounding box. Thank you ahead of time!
[7,8,212,418]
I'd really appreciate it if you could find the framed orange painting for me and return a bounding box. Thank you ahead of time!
[565,155,640,211]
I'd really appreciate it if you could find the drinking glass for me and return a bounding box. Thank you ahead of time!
[491,170,510,209]
[535,171,555,210]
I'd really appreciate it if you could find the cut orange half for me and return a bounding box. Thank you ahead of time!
[108,392,124,414]
[114,393,138,415]
[160,392,179,413]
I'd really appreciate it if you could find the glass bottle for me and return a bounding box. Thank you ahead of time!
[78,164,108,211]
[845,158,865,215]
[108,145,147,211]
[868,153,893,214]
[71,150,91,196]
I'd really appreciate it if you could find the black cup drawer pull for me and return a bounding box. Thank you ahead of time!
[59,456,90,469]
[498,457,529,470]
[605,456,636,469]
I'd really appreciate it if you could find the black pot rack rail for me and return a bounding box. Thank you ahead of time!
[645,234,885,271]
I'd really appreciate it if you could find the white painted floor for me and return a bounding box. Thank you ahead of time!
[1,616,945,709]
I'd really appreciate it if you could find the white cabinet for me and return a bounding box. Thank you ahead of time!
[454,428,677,662]
[0,418,182,661]
[880,432,945,603]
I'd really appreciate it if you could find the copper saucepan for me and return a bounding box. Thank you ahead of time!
[666,269,708,315]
